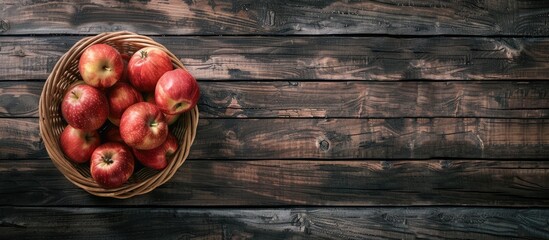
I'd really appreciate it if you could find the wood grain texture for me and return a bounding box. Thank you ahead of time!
[0,81,42,117]
[196,118,549,159]
[1,160,549,206]
[3,0,549,36]
[0,118,43,160]
[4,36,549,81]
[3,118,549,160]
[3,0,549,238]
[4,81,549,118]
[1,207,548,239]
[200,81,549,118]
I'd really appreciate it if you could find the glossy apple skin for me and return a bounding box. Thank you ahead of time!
[155,69,200,115]
[107,82,143,126]
[79,44,124,89]
[143,92,180,125]
[128,47,173,92]
[133,134,178,170]
[60,125,101,163]
[61,84,109,130]
[119,102,168,150]
[90,142,135,188]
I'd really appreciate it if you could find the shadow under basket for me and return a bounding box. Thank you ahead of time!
[39,31,199,199]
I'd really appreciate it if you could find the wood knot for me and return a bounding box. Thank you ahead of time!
[291,213,311,234]
[319,139,330,151]
[381,161,392,170]
[440,160,452,169]
[0,19,9,33]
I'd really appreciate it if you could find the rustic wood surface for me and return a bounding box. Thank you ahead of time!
[1,0,549,239]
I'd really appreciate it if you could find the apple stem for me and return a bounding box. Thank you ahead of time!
[71,91,80,99]
[102,156,114,165]
[140,50,148,59]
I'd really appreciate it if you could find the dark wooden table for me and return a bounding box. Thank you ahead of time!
[2,1,549,239]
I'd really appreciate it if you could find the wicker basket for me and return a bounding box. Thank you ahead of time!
[39,31,199,199]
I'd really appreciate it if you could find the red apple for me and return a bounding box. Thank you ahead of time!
[119,102,168,150]
[143,92,180,125]
[106,82,143,126]
[59,125,101,163]
[61,83,109,130]
[79,44,124,89]
[103,126,124,143]
[133,134,178,170]
[155,69,200,115]
[90,142,135,188]
[127,47,173,92]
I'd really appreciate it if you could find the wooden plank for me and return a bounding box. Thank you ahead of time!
[1,160,548,206]
[1,207,548,239]
[192,118,549,159]
[4,36,549,81]
[197,81,549,118]
[4,81,549,119]
[3,0,549,36]
[3,118,548,160]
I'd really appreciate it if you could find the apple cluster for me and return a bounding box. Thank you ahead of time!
[59,43,200,189]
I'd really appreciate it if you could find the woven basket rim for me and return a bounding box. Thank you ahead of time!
[38,31,199,199]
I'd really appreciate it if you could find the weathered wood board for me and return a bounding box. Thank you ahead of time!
[3,0,549,36]
[3,37,549,81]
[2,207,548,239]
[1,160,548,206]
[2,118,548,160]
